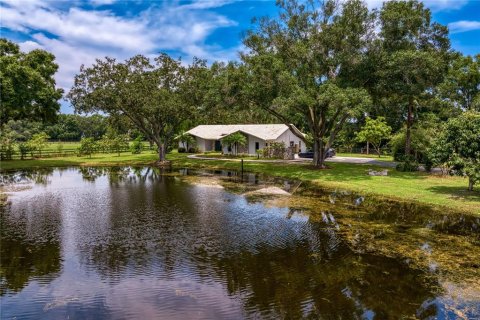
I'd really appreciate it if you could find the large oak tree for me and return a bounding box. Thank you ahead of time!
[242,0,372,167]
[68,54,207,163]
[0,38,63,126]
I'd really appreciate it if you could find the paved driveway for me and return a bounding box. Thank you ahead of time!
[324,156,397,167]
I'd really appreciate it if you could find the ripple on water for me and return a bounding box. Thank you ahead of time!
[1,167,478,319]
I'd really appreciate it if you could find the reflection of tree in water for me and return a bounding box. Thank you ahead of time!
[78,166,106,182]
[0,167,55,186]
[0,200,62,295]
[77,166,171,185]
[76,171,440,319]
[77,169,189,278]
[192,225,439,319]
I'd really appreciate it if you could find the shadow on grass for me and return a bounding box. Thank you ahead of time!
[427,185,480,201]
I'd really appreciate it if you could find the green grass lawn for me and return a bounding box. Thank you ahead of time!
[1,151,478,214]
[43,141,81,151]
[0,151,159,170]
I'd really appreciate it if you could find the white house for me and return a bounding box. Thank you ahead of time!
[183,124,307,155]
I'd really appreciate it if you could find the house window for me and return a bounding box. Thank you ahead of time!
[255,142,260,150]
[228,146,232,152]
[290,141,294,147]
[299,141,302,150]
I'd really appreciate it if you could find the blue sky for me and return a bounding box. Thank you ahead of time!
[1,0,479,114]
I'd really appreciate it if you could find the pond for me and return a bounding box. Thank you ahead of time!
[0,167,479,319]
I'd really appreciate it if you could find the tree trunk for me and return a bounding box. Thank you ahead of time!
[366,142,369,155]
[158,143,166,162]
[468,177,474,191]
[405,97,414,157]
[313,138,326,168]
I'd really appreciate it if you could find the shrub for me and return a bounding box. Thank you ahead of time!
[178,147,186,153]
[18,143,30,160]
[56,143,64,155]
[130,136,143,154]
[188,147,199,153]
[395,156,419,172]
[79,137,97,158]
[0,129,17,160]
[263,142,286,159]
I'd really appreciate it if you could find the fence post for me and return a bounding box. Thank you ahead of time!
[241,159,244,181]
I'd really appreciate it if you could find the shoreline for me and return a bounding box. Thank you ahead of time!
[0,152,478,215]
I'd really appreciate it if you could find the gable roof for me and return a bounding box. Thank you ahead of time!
[186,124,305,141]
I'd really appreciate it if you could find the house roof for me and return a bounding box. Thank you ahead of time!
[186,124,305,141]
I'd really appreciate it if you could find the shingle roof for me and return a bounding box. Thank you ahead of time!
[186,124,304,141]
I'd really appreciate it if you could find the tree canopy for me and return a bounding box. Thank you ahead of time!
[68,54,207,163]
[429,111,480,191]
[355,117,392,157]
[242,0,373,167]
[0,38,63,125]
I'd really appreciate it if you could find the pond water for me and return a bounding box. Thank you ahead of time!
[0,167,479,319]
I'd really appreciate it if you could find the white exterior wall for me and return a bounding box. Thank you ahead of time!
[195,137,207,152]
[274,129,307,153]
[247,134,266,155]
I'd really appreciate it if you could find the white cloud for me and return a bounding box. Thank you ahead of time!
[0,0,241,97]
[90,0,117,6]
[448,20,480,33]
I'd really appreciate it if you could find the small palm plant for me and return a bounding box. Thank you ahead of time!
[222,132,247,156]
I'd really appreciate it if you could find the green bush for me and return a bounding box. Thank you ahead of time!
[178,147,186,153]
[188,147,199,153]
[79,137,97,158]
[18,143,30,160]
[130,136,143,154]
[263,142,286,159]
[395,156,419,172]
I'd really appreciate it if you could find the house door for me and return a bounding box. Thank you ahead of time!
[255,142,260,151]
[215,140,222,151]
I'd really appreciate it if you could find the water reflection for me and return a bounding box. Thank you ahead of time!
[0,167,478,319]
[0,188,62,294]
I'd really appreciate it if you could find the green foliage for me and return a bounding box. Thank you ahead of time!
[374,0,450,157]
[178,147,186,153]
[429,111,480,191]
[26,132,50,157]
[395,156,419,172]
[18,143,30,160]
[242,0,373,167]
[99,129,129,156]
[355,117,392,157]
[130,135,143,154]
[175,131,196,149]
[68,54,207,162]
[0,128,17,160]
[78,137,97,158]
[0,38,63,125]
[3,119,43,141]
[56,143,64,154]
[263,142,286,159]
[390,114,440,163]
[221,132,247,155]
[438,54,480,112]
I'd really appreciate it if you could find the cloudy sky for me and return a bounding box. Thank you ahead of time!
[1,0,479,113]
